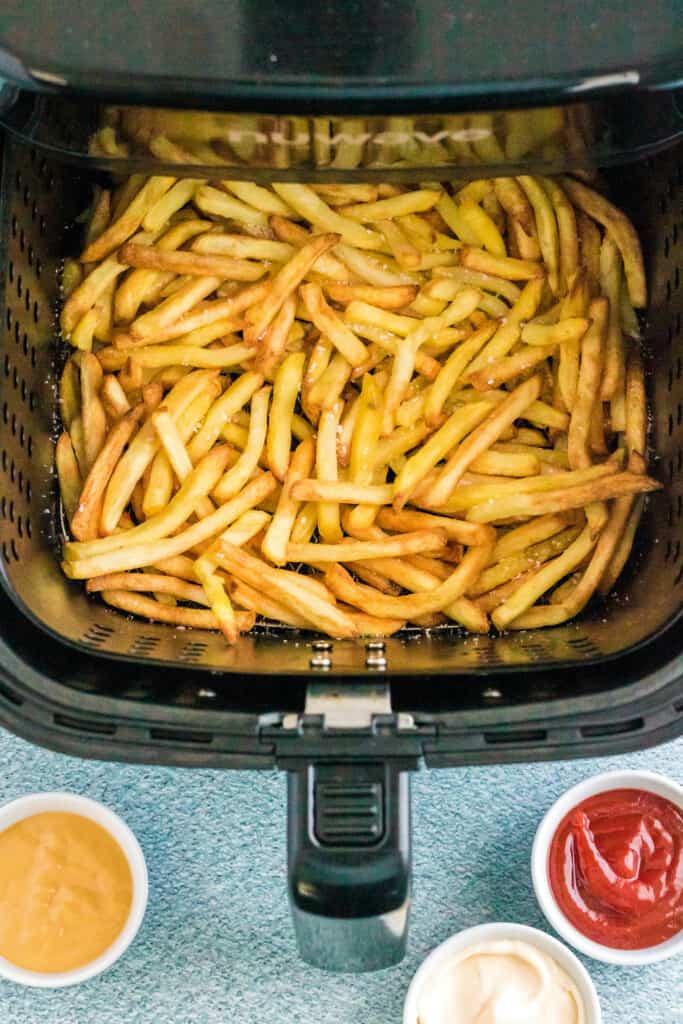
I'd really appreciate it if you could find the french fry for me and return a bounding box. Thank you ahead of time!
[87,571,210,605]
[561,176,647,307]
[193,233,293,261]
[118,242,267,281]
[424,375,543,506]
[226,578,309,628]
[458,245,544,281]
[491,524,596,628]
[378,218,422,269]
[325,541,493,618]
[253,292,297,377]
[56,432,83,523]
[467,471,660,524]
[517,175,560,293]
[567,298,608,470]
[193,184,269,228]
[81,176,176,262]
[194,556,239,644]
[467,345,556,391]
[542,178,579,294]
[222,180,295,217]
[315,400,344,543]
[272,183,383,250]
[599,236,625,400]
[80,353,107,472]
[424,321,498,426]
[597,495,644,596]
[287,530,446,564]
[393,402,492,509]
[214,542,359,638]
[213,386,271,503]
[340,189,442,222]
[625,349,647,473]
[466,277,545,375]
[262,438,315,565]
[326,283,418,309]
[376,508,495,547]
[266,352,305,481]
[70,404,145,541]
[346,374,384,533]
[64,472,277,578]
[300,282,368,367]
[100,590,254,633]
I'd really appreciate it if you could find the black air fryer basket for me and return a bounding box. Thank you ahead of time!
[0,0,682,972]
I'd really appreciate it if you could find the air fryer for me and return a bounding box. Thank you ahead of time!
[0,0,682,973]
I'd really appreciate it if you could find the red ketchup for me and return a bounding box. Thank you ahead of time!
[549,788,683,949]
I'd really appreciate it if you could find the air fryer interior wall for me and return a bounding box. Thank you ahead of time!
[0,132,682,680]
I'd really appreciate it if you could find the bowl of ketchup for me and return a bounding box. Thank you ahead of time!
[532,770,683,965]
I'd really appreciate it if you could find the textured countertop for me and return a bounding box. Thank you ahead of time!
[0,727,681,1023]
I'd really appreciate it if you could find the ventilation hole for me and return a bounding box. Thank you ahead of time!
[0,497,6,517]
[16,274,22,298]
[29,391,37,411]
[18,425,25,449]
[128,635,160,656]
[31,200,38,222]
[22,185,30,206]
[20,379,27,402]
[7,261,13,284]
[39,158,47,177]
[1,543,9,563]
[10,540,19,561]
[0,448,6,469]
[678,405,683,427]
[664,236,670,258]
[18,228,25,253]
[13,321,19,345]
[668,367,674,391]
[5,307,10,331]
[25,518,32,539]
[12,367,18,390]
[674,540,681,563]
[10,214,17,238]
[24,287,30,312]
[81,623,115,649]
[27,436,34,457]
[1,403,7,424]
[674,223,679,244]
[27,244,34,267]
[149,728,212,745]
[14,169,21,192]
[581,718,644,739]
[53,713,116,736]
[668,457,675,482]
[8,501,14,522]
[178,640,209,663]
[30,348,36,368]
[39,215,47,236]
[9,459,16,483]
[665,539,673,562]
[484,729,547,745]
[3,354,9,377]
[676,267,680,290]
[32,301,39,323]
[22,333,29,356]
[16,516,23,538]
[17,470,23,493]
[10,412,17,436]
[25,480,32,502]
[35,257,42,278]
[667,280,672,301]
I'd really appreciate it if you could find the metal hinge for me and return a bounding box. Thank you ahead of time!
[280,682,415,733]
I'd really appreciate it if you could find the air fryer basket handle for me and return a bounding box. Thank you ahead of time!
[287,759,411,972]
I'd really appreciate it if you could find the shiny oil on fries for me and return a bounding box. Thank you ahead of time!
[57,169,657,641]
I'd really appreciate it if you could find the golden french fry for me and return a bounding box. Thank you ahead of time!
[625,349,647,473]
[56,432,83,524]
[466,277,545,375]
[81,176,176,262]
[70,405,145,541]
[541,178,578,294]
[213,386,271,503]
[266,352,305,481]
[99,589,254,633]
[287,530,446,564]
[567,298,608,470]
[325,541,493,618]
[326,283,418,309]
[315,400,344,543]
[599,236,625,400]
[597,495,644,597]
[272,183,383,250]
[378,218,422,269]
[64,471,276,578]
[262,438,315,566]
[467,471,660,524]
[118,242,267,282]
[393,403,492,509]
[517,175,560,293]
[376,508,495,547]
[491,524,596,628]
[87,571,210,605]
[222,180,295,217]
[561,176,647,307]
[424,321,498,426]
[467,345,556,391]
[79,352,107,472]
[214,541,359,638]
[425,375,543,506]
[346,374,384,533]
[193,184,269,228]
[227,578,309,628]
[458,245,544,281]
[340,189,442,222]
[253,293,297,377]
[300,282,368,366]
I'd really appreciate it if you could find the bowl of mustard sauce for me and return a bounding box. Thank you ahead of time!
[0,792,148,987]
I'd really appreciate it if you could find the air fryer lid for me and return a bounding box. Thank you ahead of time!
[1,0,682,110]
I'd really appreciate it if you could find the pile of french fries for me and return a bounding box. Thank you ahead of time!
[56,172,660,642]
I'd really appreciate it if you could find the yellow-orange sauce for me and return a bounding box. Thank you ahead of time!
[0,811,133,973]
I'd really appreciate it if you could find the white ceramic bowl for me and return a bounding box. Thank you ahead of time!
[403,921,601,1024]
[0,792,148,987]
[532,769,683,966]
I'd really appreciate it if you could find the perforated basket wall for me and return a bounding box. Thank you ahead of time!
[0,136,681,676]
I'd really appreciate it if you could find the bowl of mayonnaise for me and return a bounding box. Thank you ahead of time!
[403,921,601,1024]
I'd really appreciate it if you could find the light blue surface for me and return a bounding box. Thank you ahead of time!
[0,727,681,1023]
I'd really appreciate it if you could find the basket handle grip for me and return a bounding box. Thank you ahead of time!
[287,759,411,972]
